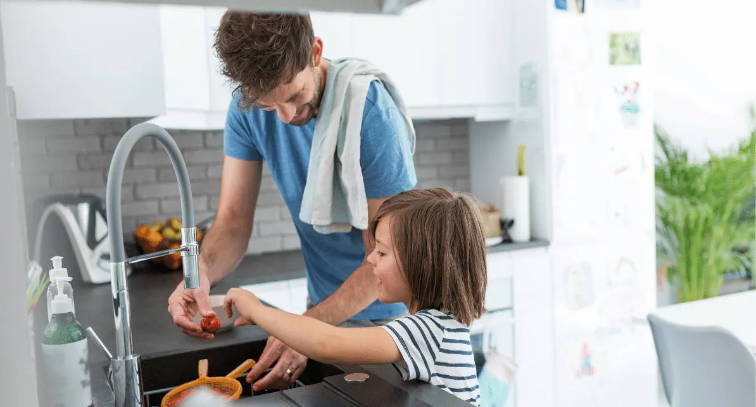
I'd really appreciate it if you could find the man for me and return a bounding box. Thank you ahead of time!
[167,11,416,392]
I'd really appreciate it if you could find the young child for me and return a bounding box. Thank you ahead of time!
[224,188,487,406]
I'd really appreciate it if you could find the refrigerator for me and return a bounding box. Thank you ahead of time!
[470,1,658,406]
[549,4,657,407]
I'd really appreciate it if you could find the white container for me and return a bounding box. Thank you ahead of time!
[500,176,530,242]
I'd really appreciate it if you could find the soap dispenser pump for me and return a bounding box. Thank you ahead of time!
[46,256,75,321]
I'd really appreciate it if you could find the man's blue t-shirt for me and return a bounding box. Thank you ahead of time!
[224,81,416,321]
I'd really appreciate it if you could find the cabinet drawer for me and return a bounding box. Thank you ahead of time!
[486,274,513,311]
[486,252,513,311]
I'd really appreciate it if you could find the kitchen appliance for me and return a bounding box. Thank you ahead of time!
[33,194,117,284]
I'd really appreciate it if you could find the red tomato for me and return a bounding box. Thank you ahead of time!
[201,314,221,333]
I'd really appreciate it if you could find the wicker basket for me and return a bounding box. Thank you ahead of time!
[161,358,255,407]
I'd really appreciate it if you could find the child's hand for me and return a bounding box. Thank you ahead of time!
[224,288,262,327]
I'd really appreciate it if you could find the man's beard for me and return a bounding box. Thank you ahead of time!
[289,101,317,126]
[289,68,323,127]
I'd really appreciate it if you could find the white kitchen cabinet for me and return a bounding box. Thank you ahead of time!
[149,5,233,130]
[155,0,515,130]
[475,247,553,407]
[313,0,515,121]
[0,1,165,120]
[511,247,554,407]
[485,251,514,311]
[319,3,439,108]
[472,251,520,407]
[71,0,422,15]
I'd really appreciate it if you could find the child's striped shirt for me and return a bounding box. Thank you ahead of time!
[382,309,480,406]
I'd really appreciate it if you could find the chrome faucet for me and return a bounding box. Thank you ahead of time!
[104,123,200,407]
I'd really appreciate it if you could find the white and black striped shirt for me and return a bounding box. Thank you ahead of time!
[382,309,480,406]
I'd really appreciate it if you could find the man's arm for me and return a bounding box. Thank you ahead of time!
[245,196,391,390]
[305,81,417,324]
[168,156,262,338]
[199,156,263,285]
[303,196,388,325]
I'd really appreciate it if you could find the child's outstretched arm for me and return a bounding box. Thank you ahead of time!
[224,288,401,365]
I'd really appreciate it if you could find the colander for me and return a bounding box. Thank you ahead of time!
[161,358,255,407]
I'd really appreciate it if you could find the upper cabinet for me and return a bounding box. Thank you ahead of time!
[313,0,515,120]
[156,0,514,129]
[71,0,423,15]
[149,6,232,130]
[0,0,512,125]
[0,1,165,120]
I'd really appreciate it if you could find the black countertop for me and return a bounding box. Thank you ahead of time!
[66,250,468,406]
[487,238,549,253]
[34,249,307,406]
[47,240,547,406]
[79,250,308,366]
[76,239,549,365]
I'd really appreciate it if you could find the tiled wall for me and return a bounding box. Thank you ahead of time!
[17,117,470,254]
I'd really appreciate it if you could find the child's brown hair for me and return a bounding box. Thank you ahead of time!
[369,188,487,325]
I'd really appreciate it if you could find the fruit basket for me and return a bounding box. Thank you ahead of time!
[133,218,206,270]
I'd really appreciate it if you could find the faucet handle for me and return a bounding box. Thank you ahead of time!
[181,227,201,289]
[86,327,115,392]
[86,326,113,360]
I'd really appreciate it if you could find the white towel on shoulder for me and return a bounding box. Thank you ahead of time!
[299,58,415,234]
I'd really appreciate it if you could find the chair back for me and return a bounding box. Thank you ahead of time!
[647,313,756,407]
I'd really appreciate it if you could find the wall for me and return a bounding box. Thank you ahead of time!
[650,0,755,159]
[0,10,39,405]
[17,117,471,255]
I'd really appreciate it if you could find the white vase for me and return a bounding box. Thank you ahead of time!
[500,175,530,243]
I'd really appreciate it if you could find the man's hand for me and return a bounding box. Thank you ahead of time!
[167,270,214,340]
[246,336,307,391]
[223,288,307,390]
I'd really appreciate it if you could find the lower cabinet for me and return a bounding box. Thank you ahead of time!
[471,308,516,407]
[473,251,517,407]
[476,247,551,407]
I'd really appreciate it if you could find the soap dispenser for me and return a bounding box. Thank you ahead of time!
[40,279,92,407]
[46,256,74,321]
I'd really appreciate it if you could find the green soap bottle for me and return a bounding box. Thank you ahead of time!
[40,280,92,407]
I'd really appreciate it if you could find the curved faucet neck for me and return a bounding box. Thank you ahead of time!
[104,123,200,407]
[106,123,195,263]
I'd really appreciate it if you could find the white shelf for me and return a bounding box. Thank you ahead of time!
[409,104,515,122]
[149,103,516,130]
[147,109,226,131]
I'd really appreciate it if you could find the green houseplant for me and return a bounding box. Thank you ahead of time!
[655,126,755,302]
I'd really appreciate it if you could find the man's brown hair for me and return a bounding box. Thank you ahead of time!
[214,11,314,110]
[369,188,487,325]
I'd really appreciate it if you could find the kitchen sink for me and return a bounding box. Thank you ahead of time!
[133,336,470,407]
[139,338,344,406]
